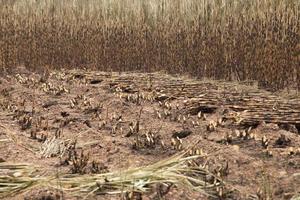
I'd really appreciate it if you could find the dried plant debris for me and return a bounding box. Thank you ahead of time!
[132,131,165,151]
[40,137,74,158]
[171,137,183,151]
[207,121,218,132]
[90,161,109,174]
[1,70,300,200]
[70,150,90,174]
[261,136,270,149]
[0,152,223,199]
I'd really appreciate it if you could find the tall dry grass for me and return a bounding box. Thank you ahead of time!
[0,0,299,90]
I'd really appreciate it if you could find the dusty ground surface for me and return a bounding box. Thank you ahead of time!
[0,68,300,200]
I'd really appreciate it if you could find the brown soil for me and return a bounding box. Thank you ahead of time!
[0,68,299,200]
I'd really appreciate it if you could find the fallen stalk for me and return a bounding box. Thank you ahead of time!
[0,152,223,199]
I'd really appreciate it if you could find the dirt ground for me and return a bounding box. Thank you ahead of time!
[0,68,299,200]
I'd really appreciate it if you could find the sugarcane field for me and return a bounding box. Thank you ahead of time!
[0,1,300,200]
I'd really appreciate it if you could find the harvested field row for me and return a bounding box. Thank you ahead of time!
[1,69,299,200]
[107,72,300,127]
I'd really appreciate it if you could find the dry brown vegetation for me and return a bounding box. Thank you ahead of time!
[0,1,300,199]
[0,0,299,91]
[0,69,300,200]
